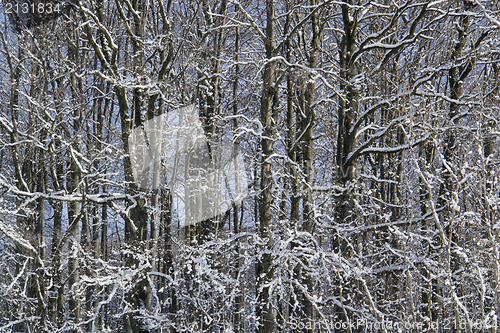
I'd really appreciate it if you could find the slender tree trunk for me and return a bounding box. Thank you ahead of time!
[300,3,320,327]
[419,135,436,321]
[284,6,301,327]
[333,2,358,328]
[67,30,83,330]
[47,75,64,326]
[34,129,48,329]
[145,102,163,311]
[290,3,320,331]
[161,189,177,332]
[8,47,31,332]
[232,11,244,332]
[257,1,277,332]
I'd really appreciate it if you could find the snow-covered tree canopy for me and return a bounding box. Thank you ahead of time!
[0,0,499,332]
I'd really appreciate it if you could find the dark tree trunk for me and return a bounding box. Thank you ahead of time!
[257,1,277,332]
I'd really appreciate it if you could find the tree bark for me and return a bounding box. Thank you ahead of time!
[257,1,277,332]
[67,27,84,330]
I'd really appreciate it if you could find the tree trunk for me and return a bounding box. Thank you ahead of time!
[68,29,83,330]
[232,11,243,332]
[333,1,358,327]
[257,1,277,332]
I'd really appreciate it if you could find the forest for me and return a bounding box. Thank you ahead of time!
[0,0,499,332]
